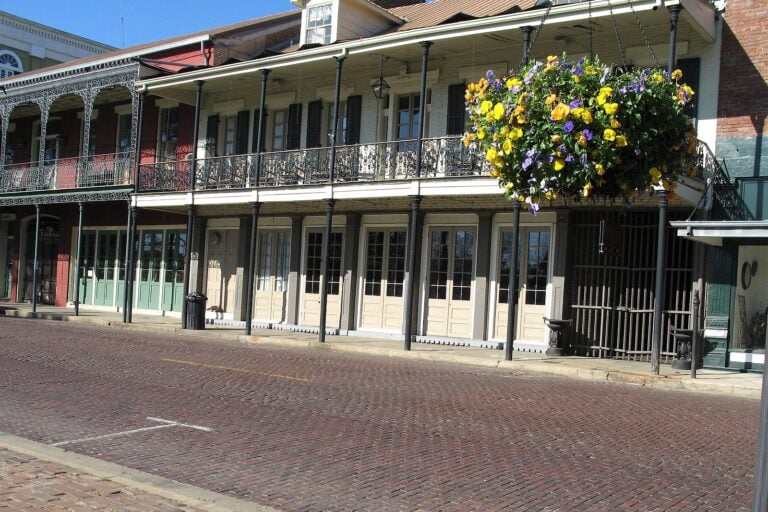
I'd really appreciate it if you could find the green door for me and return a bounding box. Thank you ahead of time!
[94,231,118,306]
[137,230,163,310]
[77,232,96,306]
[116,231,127,309]
[161,230,186,312]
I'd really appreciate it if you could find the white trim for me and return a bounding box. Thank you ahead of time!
[729,351,765,365]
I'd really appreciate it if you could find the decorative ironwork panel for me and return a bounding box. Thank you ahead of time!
[137,160,191,193]
[0,189,130,206]
[567,210,694,361]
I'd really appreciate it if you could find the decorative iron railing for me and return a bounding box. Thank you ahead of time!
[695,140,754,221]
[0,153,133,193]
[136,136,487,193]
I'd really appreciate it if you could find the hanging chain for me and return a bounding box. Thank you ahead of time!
[588,0,594,59]
[607,0,628,68]
[628,0,659,67]
[520,0,554,70]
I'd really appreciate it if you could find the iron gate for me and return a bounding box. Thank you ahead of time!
[567,210,694,361]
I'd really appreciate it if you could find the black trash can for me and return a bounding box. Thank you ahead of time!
[185,292,207,330]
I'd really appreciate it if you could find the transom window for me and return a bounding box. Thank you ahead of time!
[306,4,332,45]
[0,51,22,78]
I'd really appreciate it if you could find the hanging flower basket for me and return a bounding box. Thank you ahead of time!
[463,54,698,212]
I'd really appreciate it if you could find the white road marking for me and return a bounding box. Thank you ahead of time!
[50,417,212,447]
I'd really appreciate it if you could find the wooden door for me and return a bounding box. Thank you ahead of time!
[301,230,343,328]
[253,230,291,322]
[359,228,406,331]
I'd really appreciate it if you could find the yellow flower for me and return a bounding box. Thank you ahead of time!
[596,163,605,176]
[581,110,593,124]
[500,126,510,136]
[490,168,501,178]
[493,102,506,121]
[610,118,621,129]
[551,103,571,121]
[599,86,613,97]
[651,73,663,84]
[603,129,616,141]
[547,55,559,63]
[509,126,523,140]
[551,134,562,144]
[649,166,662,183]
[494,156,505,169]
[553,158,565,171]
[480,100,493,115]
[582,182,593,197]
[477,128,486,140]
[502,138,513,154]
[516,115,527,125]
[513,105,526,116]
[506,77,523,89]
[577,133,587,147]
[545,94,558,106]
[615,135,628,147]
[571,107,584,118]
[604,103,619,115]
[486,147,498,163]
[545,190,554,200]
[572,74,581,83]
[585,65,598,75]
[671,69,683,80]
[462,133,475,147]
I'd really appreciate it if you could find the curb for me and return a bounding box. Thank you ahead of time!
[0,431,277,512]
[4,309,761,400]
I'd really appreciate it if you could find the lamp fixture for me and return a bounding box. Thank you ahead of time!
[371,55,390,100]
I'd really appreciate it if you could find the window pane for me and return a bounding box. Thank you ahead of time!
[386,230,406,297]
[328,232,343,295]
[452,229,474,301]
[364,231,384,296]
[305,232,322,294]
[428,230,449,300]
[257,232,273,291]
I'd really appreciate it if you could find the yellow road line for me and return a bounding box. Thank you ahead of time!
[160,358,311,383]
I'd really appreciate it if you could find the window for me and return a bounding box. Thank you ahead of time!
[447,83,467,135]
[306,4,332,45]
[157,107,179,162]
[395,92,430,150]
[116,114,131,156]
[304,231,342,295]
[0,51,22,78]
[365,229,407,298]
[272,109,287,151]
[525,231,549,306]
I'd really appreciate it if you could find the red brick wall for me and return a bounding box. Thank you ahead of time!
[717,0,768,139]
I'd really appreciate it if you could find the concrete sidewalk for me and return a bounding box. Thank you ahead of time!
[1,303,762,400]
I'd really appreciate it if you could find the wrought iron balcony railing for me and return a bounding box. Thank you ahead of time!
[0,152,133,193]
[137,136,486,193]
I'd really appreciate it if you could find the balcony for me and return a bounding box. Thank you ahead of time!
[0,152,133,194]
[137,136,486,193]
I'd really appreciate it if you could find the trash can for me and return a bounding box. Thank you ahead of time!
[185,292,207,330]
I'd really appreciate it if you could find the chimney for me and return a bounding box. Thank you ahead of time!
[370,0,425,8]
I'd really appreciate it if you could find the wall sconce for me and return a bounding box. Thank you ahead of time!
[371,56,390,100]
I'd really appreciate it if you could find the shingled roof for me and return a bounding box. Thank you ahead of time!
[388,0,540,32]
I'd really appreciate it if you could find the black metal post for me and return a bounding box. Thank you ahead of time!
[318,198,336,343]
[73,202,84,316]
[415,41,431,179]
[189,80,204,191]
[126,205,137,323]
[31,204,40,313]
[668,5,682,73]
[651,190,668,374]
[244,201,261,335]
[122,202,132,322]
[505,201,522,361]
[691,290,700,379]
[754,361,768,512]
[181,204,195,329]
[521,26,534,66]
[403,195,422,351]
[132,92,146,194]
[254,69,270,187]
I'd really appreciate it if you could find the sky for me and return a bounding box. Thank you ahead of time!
[6,1,296,49]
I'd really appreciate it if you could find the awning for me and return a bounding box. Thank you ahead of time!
[670,220,768,246]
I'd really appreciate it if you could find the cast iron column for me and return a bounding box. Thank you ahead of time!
[254,69,270,187]
[403,195,422,351]
[31,204,40,313]
[667,5,682,73]
[122,202,133,322]
[318,55,345,343]
[126,206,138,323]
[414,41,431,179]
[181,204,195,328]
[189,80,204,191]
[651,190,668,374]
[73,202,84,316]
[505,201,522,361]
[244,201,261,335]
[521,26,534,66]
[132,92,146,194]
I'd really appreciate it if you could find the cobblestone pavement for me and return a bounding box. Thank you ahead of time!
[0,447,203,511]
[0,316,759,511]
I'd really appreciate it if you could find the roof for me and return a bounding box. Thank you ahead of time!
[0,9,301,85]
[388,0,540,32]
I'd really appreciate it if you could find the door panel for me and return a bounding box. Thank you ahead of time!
[137,230,162,310]
[359,229,406,331]
[253,230,290,322]
[161,230,186,312]
[301,231,343,328]
[78,232,96,306]
[425,227,475,338]
[205,229,239,316]
[94,231,118,307]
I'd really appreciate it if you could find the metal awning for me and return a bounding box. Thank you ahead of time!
[670,220,768,246]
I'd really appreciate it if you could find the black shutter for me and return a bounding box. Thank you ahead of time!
[251,109,266,153]
[447,82,466,135]
[306,100,323,148]
[286,102,302,150]
[205,114,220,156]
[345,95,362,145]
[236,110,250,154]
[676,58,700,123]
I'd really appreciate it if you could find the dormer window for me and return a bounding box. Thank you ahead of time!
[306,3,333,45]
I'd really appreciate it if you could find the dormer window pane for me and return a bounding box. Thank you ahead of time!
[307,4,332,45]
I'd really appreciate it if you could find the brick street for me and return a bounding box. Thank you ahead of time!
[0,316,759,511]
